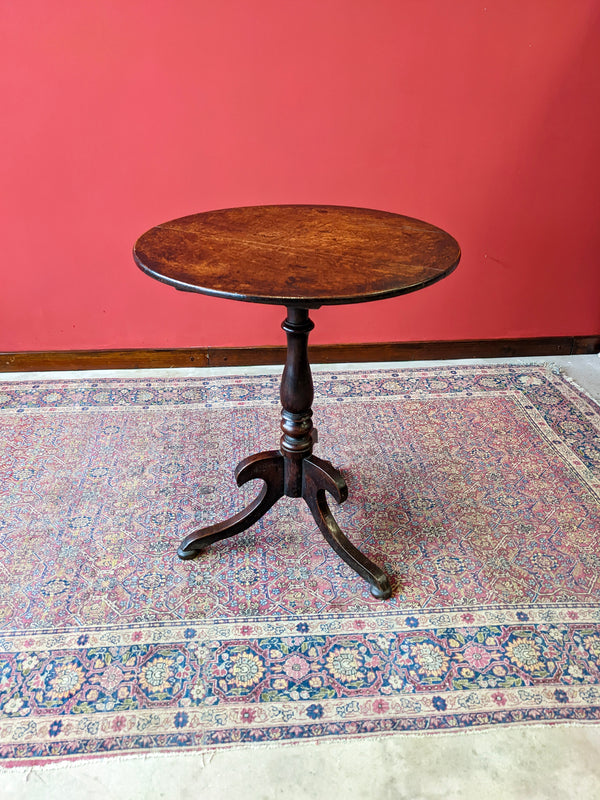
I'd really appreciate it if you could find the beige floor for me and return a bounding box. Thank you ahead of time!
[2,354,600,799]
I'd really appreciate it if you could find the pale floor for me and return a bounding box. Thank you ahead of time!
[2,355,600,800]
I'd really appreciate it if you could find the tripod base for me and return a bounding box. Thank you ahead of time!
[177,449,392,600]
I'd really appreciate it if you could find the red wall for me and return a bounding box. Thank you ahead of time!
[2,1,599,351]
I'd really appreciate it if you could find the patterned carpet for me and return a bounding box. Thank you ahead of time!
[0,364,599,764]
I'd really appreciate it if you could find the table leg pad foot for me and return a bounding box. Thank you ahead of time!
[177,543,204,560]
[370,576,393,600]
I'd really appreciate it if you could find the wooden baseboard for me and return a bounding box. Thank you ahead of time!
[1,336,598,372]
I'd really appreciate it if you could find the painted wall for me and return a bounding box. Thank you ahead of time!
[2,0,599,351]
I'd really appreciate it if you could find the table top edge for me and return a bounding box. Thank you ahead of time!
[133,248,461,308]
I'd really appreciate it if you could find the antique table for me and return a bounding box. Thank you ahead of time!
[133,205,460,599]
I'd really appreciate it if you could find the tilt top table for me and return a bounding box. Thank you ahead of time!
[134,205,460,599]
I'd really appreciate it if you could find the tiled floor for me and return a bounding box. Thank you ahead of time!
[2,355,600,799]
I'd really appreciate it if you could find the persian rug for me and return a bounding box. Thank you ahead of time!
[0,364,599,765]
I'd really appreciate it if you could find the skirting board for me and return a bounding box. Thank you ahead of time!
[1,337,599,372]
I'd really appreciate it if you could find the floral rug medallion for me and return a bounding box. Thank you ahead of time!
[0,364,599,764]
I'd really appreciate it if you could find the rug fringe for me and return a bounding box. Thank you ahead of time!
[3,719,600,772]
[555,367,600,408]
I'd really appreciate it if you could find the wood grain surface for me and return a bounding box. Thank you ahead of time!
[133,205,461,306]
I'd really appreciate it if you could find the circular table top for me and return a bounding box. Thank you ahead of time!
[133,205,460,307]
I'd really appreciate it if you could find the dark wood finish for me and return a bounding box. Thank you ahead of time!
[0,348,209,371]
[279,308,316,496]
[2,336,598,372]
[207,335,600,366]
[177,307,392,599]
[83,202,599,596]
[132,205,464,598]
[133,205,461,307]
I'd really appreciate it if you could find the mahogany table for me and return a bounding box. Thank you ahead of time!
[134,205,460,599]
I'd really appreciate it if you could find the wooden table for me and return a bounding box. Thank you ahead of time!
[134,205,460,599]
